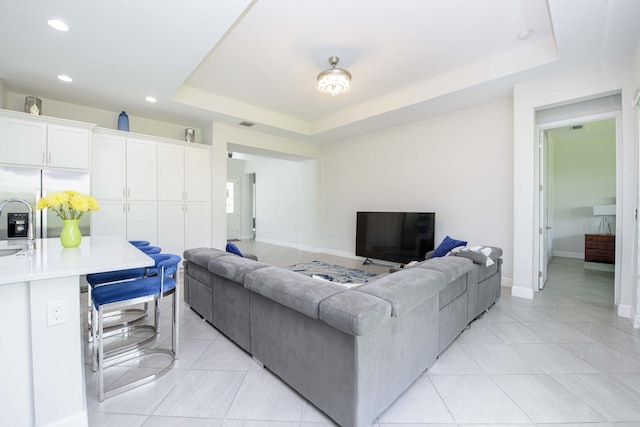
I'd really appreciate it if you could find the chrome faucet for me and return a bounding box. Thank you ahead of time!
[0,198,35,250]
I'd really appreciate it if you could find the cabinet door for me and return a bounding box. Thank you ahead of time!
[157,202,186,257]
[91,133,127,200]
[185,202,210,250]
[126,139,157,200]
[0,117,47,166]
[90,200,126,238]
[47,125,90,169]
[157,144,185,201]
[126,201,157,244]
[185,146,210,202]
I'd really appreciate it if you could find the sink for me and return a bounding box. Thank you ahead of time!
[0,248,22,257]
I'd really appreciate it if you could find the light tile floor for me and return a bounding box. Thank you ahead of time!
[84,242,640,427]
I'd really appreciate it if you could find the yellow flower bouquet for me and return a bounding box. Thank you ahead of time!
[36,190,100,220]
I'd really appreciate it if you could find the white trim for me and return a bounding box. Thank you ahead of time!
[511,285,534,299]
[534,110,622,303]
[584,262,615,272]
[552,251,583,259]
[617,304,632,319]
[501,276,513,288]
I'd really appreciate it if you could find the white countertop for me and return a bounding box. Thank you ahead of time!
[0,236,154,285]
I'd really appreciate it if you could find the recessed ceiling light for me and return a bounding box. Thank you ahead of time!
[518,29,533,41]
[47,19,69,32]
[57,75,73,82]
[145,96,157,103]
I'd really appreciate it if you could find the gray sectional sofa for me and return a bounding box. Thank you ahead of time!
[183,246,502,427]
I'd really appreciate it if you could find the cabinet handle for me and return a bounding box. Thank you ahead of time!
[185,191,188,200]
[42,153,45,163]
[123,203,126,213]
[48,153,51,164]
[122,189,126,198]
[127,204,131,212]
[127,189,130,198]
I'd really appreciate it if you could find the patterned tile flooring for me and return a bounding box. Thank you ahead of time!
[84,241,640,427]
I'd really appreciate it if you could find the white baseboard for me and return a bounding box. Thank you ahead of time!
[553,251,583,259]
[617,304,632,318]
[501,276,513,288]
[584,262,615,272]
[511,285,534,300]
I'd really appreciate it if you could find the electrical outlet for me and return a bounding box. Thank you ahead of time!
[47,301,66,326]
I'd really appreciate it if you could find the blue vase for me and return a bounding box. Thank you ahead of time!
[117,111,129,131]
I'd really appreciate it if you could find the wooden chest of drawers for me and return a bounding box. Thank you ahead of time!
[584,234,615,264]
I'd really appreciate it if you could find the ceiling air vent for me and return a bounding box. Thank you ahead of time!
[571,125,583,130]
[239,121,255,127]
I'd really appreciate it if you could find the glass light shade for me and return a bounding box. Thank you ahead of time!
[317,57,351,96]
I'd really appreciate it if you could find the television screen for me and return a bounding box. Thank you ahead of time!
[356,211,435,264]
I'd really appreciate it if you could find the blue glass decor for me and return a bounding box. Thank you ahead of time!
[117,111,129,131]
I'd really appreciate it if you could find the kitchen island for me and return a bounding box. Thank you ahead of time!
[0,236,153,427]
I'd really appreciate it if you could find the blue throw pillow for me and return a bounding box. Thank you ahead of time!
[432,236,467,258]
[225,242,244,257]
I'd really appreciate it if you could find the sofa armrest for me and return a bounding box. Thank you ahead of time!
[208,254,269,283]
[356,269,446,317]
[245,267,346,319]
[319,291,391,336]
[184,247,231,269]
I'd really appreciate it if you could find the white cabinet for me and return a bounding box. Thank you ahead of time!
[156,143,211,258]
[158,201,210,258]
[90,131,158,242]
[0,111,92,169]
[90,129,210,253]
[157,143,210,202]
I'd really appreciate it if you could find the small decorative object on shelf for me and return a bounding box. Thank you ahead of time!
[117,111,129,131]
[185,128,195,142]
[36,190,100,248]
[24,96,42,115]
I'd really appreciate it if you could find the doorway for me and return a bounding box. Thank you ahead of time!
[226,178,240,241]
[537,116,618,303]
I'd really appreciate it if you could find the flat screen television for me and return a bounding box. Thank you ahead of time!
[356,211,435,264]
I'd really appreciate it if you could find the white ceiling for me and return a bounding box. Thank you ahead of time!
[1,0,639,144]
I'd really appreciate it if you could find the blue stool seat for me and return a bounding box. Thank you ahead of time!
[129,240,150,247]
[92,253,180,401]
[92,276,176,308]
[138,245,161,255]
[87,268,147,287]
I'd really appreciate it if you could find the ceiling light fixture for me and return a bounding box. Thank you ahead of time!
[518,29,533,40]
[57,75,72,82]
[47,19,69,32]
[317,56,351,96]
[145,96,157,103]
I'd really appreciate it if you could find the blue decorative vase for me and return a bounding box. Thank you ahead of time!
[117,111,129,131]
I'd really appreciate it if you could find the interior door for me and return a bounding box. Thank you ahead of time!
[538,130,550,290]
[226,178,239,240]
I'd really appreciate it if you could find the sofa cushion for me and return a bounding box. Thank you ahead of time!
[319,291,391,336]
[414,256,473,283]
[245,266,346,319]
[208,254,269,283]
[432,236,467,257]
[357,268,446,317]
[184,247,231,269]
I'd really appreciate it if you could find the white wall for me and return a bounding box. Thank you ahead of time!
[633,34,640,328]
[549,122,616,257]
[5,91,202,142]
[211,123,320,250]
[513,58,637,317]
[0,80,6,109]
[320,99,514,281]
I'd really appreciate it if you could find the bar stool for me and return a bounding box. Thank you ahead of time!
[129,240,150,247]
[85,245,162,340]
[91,253,180,401]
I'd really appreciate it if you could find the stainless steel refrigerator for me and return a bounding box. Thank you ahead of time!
[0,166,90,240]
